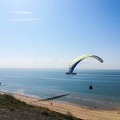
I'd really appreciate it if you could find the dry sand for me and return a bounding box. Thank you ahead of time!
[0,91,120,120]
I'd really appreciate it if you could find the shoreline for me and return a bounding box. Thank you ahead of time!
[0,91,120,120]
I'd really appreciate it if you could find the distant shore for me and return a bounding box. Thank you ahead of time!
[0,91,120,120]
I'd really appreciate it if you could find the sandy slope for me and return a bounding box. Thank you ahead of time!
[0,91,120,120]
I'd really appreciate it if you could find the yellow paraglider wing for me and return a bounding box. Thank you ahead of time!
[68,54,103,73]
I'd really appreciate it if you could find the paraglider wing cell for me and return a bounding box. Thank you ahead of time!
[91,55,103,63]
[69,59,83,73]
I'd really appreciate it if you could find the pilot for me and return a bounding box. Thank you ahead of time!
[89,85,93,90]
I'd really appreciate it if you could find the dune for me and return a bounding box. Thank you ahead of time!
[0,91,120,120]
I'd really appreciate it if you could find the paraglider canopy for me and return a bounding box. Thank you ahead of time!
[66,54,103,74]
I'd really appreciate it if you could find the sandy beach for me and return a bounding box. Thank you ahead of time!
[0,91,120,120]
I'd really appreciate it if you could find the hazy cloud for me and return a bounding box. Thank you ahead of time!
[12,11,33,14]
[11,18,39,22]
[11,11,39,22]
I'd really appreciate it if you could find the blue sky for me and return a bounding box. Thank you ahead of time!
[0,0,120,69]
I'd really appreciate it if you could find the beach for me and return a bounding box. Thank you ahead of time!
[0,91,120,120]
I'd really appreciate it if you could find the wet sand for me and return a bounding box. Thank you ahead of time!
[0,91,120,120]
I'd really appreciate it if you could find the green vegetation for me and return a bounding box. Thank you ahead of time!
[0,94,28,108]
[0,94,82,120]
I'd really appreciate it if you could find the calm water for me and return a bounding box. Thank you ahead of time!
[0,69,120,110]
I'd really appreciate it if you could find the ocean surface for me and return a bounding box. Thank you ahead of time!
[0,69,120,110]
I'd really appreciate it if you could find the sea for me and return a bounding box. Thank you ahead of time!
[0,68,120,110]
